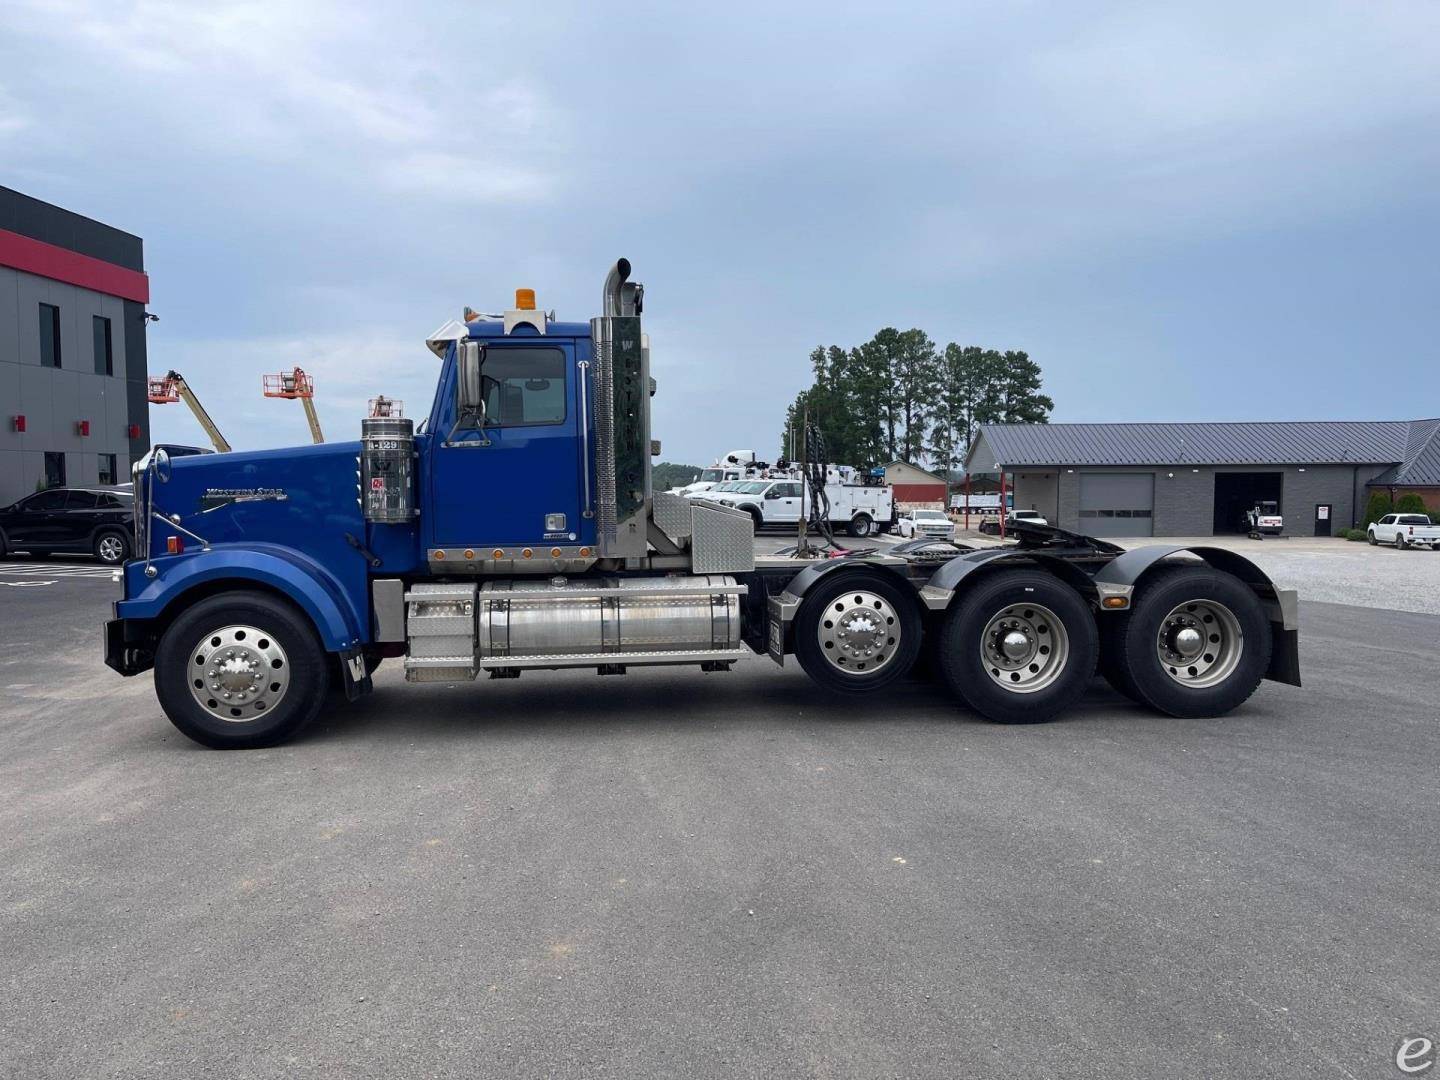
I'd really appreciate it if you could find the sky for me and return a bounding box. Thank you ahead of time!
[2,0,1437,466]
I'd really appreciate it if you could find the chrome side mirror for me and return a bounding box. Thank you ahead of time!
[458,340,485,414]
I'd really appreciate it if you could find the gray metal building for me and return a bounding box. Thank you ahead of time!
[0,186,150,506]
[966,420,1440,537]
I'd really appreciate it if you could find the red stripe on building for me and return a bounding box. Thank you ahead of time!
[0,227,149,303]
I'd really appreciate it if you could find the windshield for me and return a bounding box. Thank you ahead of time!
[700,469,723,482]
[711,481,741,492]
[915,510,947,520]
[736,481,769,494]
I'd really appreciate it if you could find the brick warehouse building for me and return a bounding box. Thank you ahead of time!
[0,186,150,505]
[966,420,1440,538]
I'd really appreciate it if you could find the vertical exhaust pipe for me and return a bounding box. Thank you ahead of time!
[602,258,631,317]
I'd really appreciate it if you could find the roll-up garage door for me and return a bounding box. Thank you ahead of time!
[1078,473,1154,536]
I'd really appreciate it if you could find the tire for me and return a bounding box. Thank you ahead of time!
[737,505,763,532]
[1097,564,1191,705]
[1367,531,1377,545]
[1111,566,1270,719]
[848,514,873,538]
[793,570,922,694]
[1396,533,1407,550]
[93,529,130,565]
[0,529,7,558]
[153,590,329,749]
[937,570,1098,724]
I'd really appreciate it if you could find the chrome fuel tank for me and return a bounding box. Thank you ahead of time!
[476,575,742,667]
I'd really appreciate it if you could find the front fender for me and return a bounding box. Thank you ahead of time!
[115,543,366,651]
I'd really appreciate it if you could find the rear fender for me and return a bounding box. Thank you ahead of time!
[1092,545,1300,687]
[917,549,1099,611]
[114,544,366,652]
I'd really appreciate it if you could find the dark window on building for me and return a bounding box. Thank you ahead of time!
[39,303,62,368]
[93,316,113,376]
[98,453,118,485]
[43,451,67,488]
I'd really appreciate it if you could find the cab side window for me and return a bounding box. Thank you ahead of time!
[481,348,567,427]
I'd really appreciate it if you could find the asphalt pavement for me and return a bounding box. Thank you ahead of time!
[1,559,1438,1079]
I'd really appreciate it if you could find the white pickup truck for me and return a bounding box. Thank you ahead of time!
[1368,513,1440,550]
[706,478,894,538]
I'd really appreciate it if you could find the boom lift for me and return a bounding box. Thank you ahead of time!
[145,370,231,453]
[106,259,1302,750]
[263,367,325,443]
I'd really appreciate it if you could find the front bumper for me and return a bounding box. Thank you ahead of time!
[104,617,155,676]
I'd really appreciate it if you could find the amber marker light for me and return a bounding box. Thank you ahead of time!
[1102,596,1128,609]
[521,548,534,558]
[515,288,536,310]
[578,547,592,558]
[464,549,475,560]
[550,547,563,558]
[492,548,505,559]
[434,550,446,560]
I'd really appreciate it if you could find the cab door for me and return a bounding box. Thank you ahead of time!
[427,342,585,549]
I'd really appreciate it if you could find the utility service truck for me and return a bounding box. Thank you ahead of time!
[704,477,893,536]
[105,260,1301,749]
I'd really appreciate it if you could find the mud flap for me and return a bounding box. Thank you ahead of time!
[337,649,373,701]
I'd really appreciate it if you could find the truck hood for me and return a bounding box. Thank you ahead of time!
[144,441,364,558]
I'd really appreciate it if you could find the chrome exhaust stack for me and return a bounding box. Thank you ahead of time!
[591,259,650,559]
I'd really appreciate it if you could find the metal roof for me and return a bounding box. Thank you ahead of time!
[1368,418,1440,487]
[966,420,1438,469]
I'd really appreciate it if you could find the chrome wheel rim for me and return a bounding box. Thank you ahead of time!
[816,591,900,675]
[1156,600,1242,688]
[186,624,291,721]
[980,603,1069,694]
[98,536,124,562]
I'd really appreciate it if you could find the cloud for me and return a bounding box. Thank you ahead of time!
[148,329,442,451]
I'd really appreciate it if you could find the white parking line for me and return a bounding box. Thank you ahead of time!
[0,562,117,581]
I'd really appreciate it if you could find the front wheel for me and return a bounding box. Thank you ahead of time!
[937,571,1098,724]
[1110,566,1270,718]
[793,570,922,693]
[153,590,330,749]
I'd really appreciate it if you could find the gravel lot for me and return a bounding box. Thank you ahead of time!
[1,550,1437,1078]
[1110,535,1440,615]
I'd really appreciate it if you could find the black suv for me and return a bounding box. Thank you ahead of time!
[0,487,135,565]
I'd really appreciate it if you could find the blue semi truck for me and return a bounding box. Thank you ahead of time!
[104,260,1300,749]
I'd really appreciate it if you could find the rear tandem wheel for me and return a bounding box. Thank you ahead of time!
[793,570,922,694]
[1104,565,1270,718]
